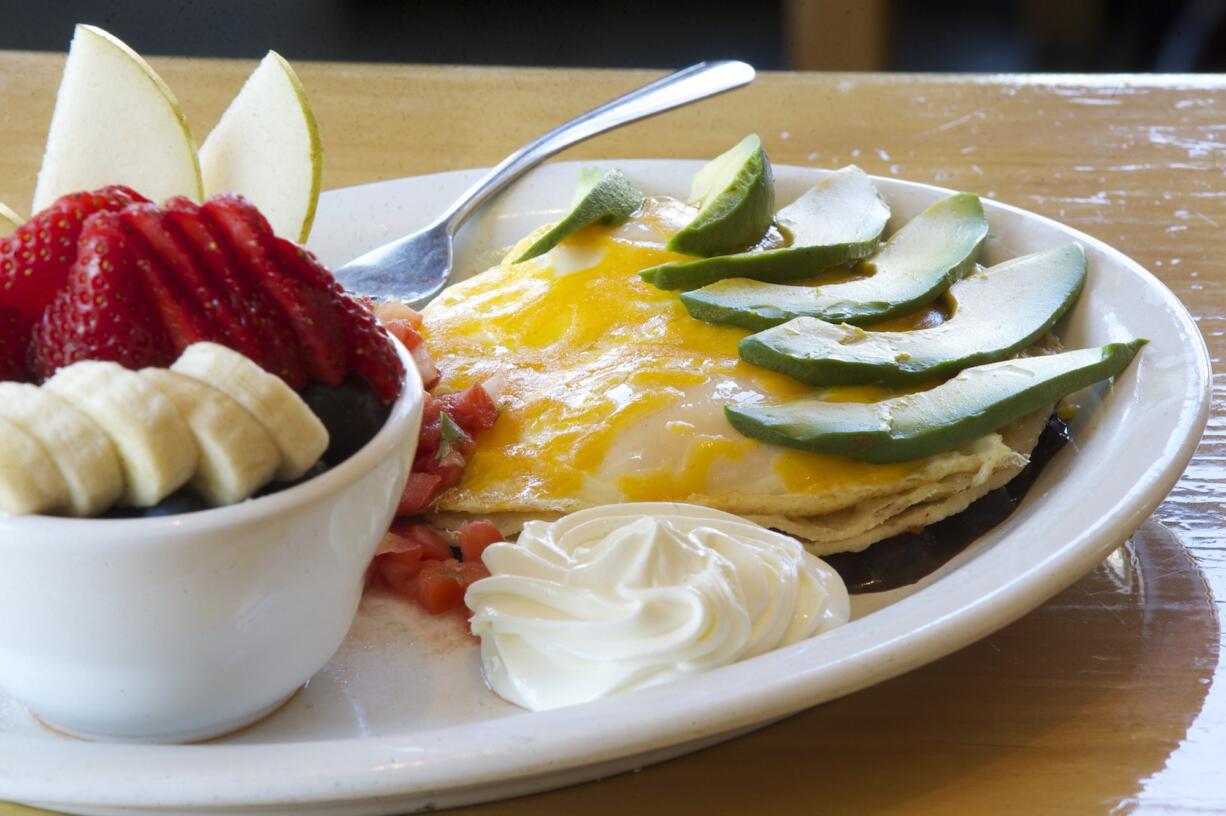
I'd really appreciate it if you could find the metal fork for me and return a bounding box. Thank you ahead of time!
[334,60,755,306]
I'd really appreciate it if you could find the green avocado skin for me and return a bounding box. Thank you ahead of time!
[725,340,1145,464]
[643,165,889,290]
[681,192,988,330]
[667,136,775,257]
[514,168,644,263]
[738,244,1088,386]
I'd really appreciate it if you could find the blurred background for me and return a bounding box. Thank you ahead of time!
[0,0,1222,72]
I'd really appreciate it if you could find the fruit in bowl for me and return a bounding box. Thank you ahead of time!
[0,188,422,743]
[0,24,429,741]
[0,379,421,743]
[0,192,422,745]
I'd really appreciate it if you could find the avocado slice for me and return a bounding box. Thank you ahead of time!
[641,166,889,290]
[514,168,644,263]
[667,134,774,257]
[739,244,1087,386]
[681,192,989,330]
[725,340,1144,464]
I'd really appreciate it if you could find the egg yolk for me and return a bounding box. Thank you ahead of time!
[422,210,941,505]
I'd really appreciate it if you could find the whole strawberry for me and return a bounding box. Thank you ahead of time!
[0,186,148,336]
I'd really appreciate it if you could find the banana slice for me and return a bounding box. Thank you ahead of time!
[0,383,123,516]
[172,342,327,481]
[141,369,281,506]
[45,361,198,507]
[0,417,70,515]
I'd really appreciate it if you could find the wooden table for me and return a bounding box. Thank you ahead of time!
[1,54,1223,814]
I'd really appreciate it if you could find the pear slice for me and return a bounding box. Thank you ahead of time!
[0,202,21,237]
[642,166,889,290]
[667,134,774,257]
[726,341,1145,463]
[740,244,1087,386]
[32,25,202,213]
[200,51,322,242]
[514,168,644,263]
[681,193,988,330]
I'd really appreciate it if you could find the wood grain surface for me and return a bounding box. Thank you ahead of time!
[0,53,1222,815]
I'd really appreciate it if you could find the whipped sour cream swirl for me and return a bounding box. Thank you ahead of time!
[465,502,851,711]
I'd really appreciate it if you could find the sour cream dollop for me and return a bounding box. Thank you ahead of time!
[465,502,850,711]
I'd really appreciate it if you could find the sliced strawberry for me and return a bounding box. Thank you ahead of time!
[201,195,337,388]
[270,237,404,402]
[121,203,261,360]
[339,295,406,402]
[269,237,350,386]
[162,197,307,387]
[31,212,173,378]
[111,205,212,353]
[0,185,148,337]
[0,307,30,382]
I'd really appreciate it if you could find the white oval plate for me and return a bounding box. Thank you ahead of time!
[0,162,1210,815]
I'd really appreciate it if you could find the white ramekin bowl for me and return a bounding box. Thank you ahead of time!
[0,342,423,743]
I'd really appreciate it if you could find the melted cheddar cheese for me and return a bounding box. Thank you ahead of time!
[422,200,950,515]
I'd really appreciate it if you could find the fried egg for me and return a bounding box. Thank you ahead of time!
[421,199,1038,554]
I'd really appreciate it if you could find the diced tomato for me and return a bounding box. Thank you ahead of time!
[453,422,477,457]
[396,472,443,516]
[389,520,454,561]
[457,520,504,562]
[438,384,498,436]
[382,314,438,388]
[374,300,424,328]
[384,319,424,349]
[416,396,444,459]
[421,393,442,424]
[416,558,491,614]
[417,411,474,461]
[414,447,468,492]
[416,419,441,459]
[371,524,441,596]
[410,344,441,390]
[373,546,423,596]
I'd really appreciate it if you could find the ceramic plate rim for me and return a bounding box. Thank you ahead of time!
[0,161,1211,811]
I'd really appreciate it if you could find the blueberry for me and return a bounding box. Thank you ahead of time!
[140,491,211,517]
[255,459,330,498]
[301,377,392,465]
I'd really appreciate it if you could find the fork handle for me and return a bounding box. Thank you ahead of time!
[438,60,755,233]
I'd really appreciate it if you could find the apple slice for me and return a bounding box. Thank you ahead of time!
[0,202,21,237]
[200,51,322,242]
[32,25,202,213]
